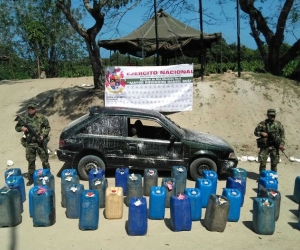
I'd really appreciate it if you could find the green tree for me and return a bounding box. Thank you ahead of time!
[0,0,84,79]
[0,2,14,47]
[57,0,140,89]
[239,0,300,76]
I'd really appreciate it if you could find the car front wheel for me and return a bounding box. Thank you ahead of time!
[189,158,217,181]
[77,155,106,180]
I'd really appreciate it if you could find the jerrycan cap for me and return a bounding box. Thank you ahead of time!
[70,186,78,192]
[178,167,184,172]
[95,180,102,185]
[86,192,95,197]
[65,176,72,182]
[134,199,142,206]
[148,169,155,176]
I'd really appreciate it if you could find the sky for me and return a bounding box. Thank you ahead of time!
[80,1,299,59]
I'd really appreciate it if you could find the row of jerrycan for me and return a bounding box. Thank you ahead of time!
[81,166,198,233]
[194,169,245,231]
[0,166,240,233]
[0,166,283,233]
[114,166,187,207]
[0,167,115,228]
[129,166,245,234]
[0,168,55,227]
[117,167,244,234]
[254,170,281,235]
[1,166,196,230]
[255,170,300,234]
[0,169,24,228]
[196,168,280,234]
[227,169,281,235]
[0,166,241,230]
[41,167,281,234]
[61,168,122,230]
[127,192,232,234]
[114,166,187,196]
[79,166,186,233]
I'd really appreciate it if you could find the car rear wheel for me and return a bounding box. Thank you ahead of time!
[189,158,217,181]
[77,155,106,180]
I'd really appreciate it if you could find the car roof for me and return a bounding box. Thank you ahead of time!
[89,106,164,119]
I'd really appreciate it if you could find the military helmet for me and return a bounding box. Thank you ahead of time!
[27,102,37,109]
[267,109,276,116]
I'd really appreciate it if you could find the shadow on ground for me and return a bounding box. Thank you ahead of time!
[247,171,260,181]
[242,221,254,232]
[16,87,104,121]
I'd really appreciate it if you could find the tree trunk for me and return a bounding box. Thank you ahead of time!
[85,30,105,89]
[267,42,281,76]
[57,0,106,89]
[36,54,41,79]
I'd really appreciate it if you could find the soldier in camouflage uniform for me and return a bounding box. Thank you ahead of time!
[254,109,285,173]
[15,102,51,186]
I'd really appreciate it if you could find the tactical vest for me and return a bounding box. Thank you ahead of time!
[24,114,44,142]
[264,120,282,147]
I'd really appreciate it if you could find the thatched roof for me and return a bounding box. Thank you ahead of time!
[98,9,221,59]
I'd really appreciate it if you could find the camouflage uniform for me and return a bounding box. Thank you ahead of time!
[254,109,285,172]
[15,105,51,175]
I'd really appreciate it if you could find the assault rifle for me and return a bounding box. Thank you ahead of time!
[280,149,289,159]
[15,115,49,152]
[267,131,289,159]
[267,132,281,148]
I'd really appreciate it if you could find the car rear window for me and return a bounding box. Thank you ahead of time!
[63,114,90,131]
[81,115,123,136]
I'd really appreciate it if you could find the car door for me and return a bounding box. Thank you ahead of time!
[123,117,184,170]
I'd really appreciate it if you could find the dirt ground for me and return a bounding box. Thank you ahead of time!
[0,73,300,250]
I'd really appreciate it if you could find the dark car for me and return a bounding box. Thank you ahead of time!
[57,106,238,181]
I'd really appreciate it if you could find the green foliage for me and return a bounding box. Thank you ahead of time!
[207,38,262,63]
[0,55,31,80]
[0,0,85,79]
[103,0,133,9]
[0,56,95,80]
[283,59,300,78]
[191,60,264,77]
[56,58,93,77]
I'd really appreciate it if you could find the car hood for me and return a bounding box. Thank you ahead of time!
[182,129,234,150]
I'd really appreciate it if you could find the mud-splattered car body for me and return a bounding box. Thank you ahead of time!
[57,106,238,180]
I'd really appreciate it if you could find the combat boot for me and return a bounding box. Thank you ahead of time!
[259,164,266,173]
[271,164,277,172]
[26,174,34,186]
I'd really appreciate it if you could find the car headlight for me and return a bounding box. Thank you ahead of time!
[228,152,237,160]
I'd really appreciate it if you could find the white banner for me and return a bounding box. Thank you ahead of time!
[104,64,193,112]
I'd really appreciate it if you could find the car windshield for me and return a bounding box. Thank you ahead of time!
[159,113,185,137]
